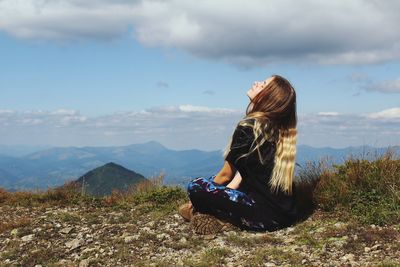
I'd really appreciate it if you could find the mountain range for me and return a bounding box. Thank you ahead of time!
[0,141,398,192]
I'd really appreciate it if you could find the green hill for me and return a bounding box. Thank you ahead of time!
[75,162,148,197]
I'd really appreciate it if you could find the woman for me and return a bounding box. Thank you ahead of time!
[179,74,299,232]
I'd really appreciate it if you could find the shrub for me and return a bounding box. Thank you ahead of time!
[294,159,330,221]
[311,148,400,225]
[0,180,97,206]
[102,172,187,209]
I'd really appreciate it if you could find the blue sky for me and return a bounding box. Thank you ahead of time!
[0,0,399,150]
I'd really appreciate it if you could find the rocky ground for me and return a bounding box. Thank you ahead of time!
[0,201,399,267]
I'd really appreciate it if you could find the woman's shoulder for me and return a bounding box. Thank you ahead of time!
[235,119,255,138]
[237,118,256,128]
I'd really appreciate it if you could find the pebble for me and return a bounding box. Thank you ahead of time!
[371,244,382,251]
[146,221,155,227]
[65,238,84,250]
[124,235,140,243]
[341,253,355,261]
[21,234,35,242]
[334,222,346,228]
[156,233,170,240]
[140,227,152,233]
[60,227,74,234]
[79,259,90,267]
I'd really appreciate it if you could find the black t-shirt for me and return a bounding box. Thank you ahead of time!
[225,119,298,222]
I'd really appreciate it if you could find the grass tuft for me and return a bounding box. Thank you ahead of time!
[300,148,400,226]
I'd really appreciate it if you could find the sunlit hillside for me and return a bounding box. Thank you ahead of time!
[0,150,399,266]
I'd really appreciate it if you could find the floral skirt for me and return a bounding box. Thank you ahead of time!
[186,175,287,232]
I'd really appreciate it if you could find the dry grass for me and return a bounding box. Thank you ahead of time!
[0,216,32,234]
[103,171,167,206]
[0,171,187,213]
[305,148,400,226]
[0,180,87,206]
[101,171,187,211]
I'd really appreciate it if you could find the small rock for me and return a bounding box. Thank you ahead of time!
[58,259,73,265]
[124,235,139,243]
[203,234,216,240]
[59,227,74,234]
[341,253,355,261]
[21,234,35,242]
[301,259,307,264]
[285,227,295,233]
[79,259,90,267]
[224,231,237,236]
[371,244,382,251]
[146,221,155,227]
[121,232,130,238]
[82,248,96,254]
[265,263,276,267]
[34,265,43,267]
[179,237,187,243]
[156,233,170,240]
[65,238,84,250]
[330,237,347,248]
[334,222,345,228]
[364,246,371,253]
[141,227,151,232]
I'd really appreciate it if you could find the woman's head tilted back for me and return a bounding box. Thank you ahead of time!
[224,74,297,195]
[246,74,297,130]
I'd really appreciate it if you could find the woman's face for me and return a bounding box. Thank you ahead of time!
[247,76,274,102]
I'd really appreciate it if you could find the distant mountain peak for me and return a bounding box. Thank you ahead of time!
[142,140,167,148]
[126,140,168,154]
[103,162,123,168]
[75,162,148,197]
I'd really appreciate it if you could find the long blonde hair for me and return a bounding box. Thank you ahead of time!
[223,74,297,195]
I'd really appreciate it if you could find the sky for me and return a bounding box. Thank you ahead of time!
[0,0,399,151]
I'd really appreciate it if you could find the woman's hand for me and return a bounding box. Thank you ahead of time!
[226,171,242,190]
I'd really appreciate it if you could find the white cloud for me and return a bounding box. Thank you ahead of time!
[367,107,400,119]
[0,0,136,41]
[0,109,15,114]
[363,78,400,94]
[317,112,340,116]
[51,109,80,116]
[0,106,399,149]
[1,0,400,66]
[179,105,235,113]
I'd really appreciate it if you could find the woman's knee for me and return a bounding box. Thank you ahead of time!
[186,176,212,193]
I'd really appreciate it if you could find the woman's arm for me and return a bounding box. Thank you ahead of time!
[226,171,242,189]
[213,161,236,185]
